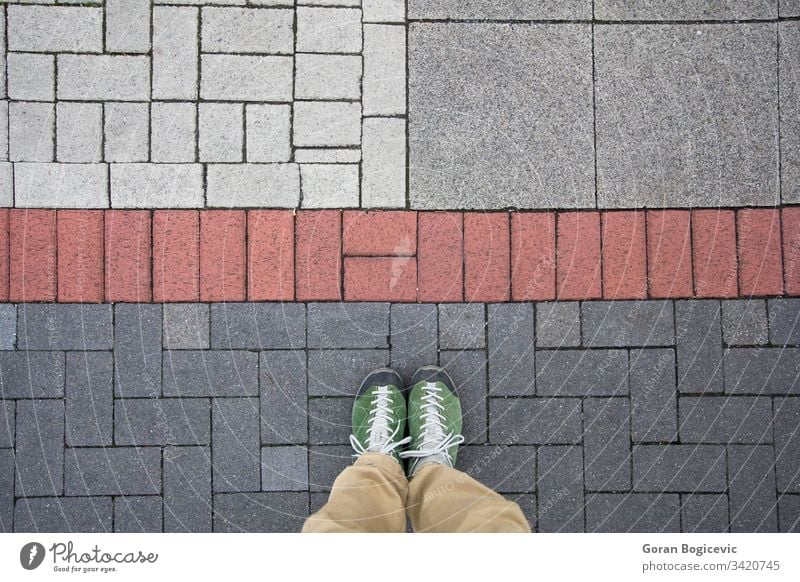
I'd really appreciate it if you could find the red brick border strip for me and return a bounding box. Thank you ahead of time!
[1,208,798,303]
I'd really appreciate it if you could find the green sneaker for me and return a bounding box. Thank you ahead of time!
[400,366,465,477]
[350,368,411,462]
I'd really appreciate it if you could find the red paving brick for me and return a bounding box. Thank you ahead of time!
[296,210,342,301]
[783,207,800,296]
[0,210,9,302]
[646,210,693,298]
[692,209,738,298]
[343,211,417,256]
[153,210,199,302]
[248,210,294,301]
[200,210,247,302]
[602,210,647,300]
[557,211,602,300]
[511,213,555,301]
[737,209,783,297]
[9,209,57,302]
[105,210,151,302]
[418,212,463,302]
[57,211,104,303]
[464,212,510,302]
[344,257,417,301]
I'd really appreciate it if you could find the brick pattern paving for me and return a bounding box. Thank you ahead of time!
[2,208,798,303]
[0,300,798,532]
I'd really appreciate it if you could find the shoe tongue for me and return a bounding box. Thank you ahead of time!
[420,382,445,448]
[366,387,393,450]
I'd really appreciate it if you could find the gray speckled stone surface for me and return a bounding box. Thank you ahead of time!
[780,22,800,203]
[595,0,778,20]
[408,0,592,20]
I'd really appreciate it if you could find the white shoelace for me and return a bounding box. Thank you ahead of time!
[400,382,465,468]
[350,385,411,457]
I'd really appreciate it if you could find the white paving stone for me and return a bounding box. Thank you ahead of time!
[57,103,103,163]
[295,148,361,164]
[0,164,11,207]
[201,7,293,54]
[201,55,293,102]
[57,55,150,101]
[6,53,54,102]
[14,163,108,208]
[106,0,152,53]
[111,163,204,208]
[7,6,103,53]
[9,102,54,162]
[294,102,362,147]
[364,0,405,23]
[246,104,291,163]
[301,164,360,207]
[206,164,300,207]
[362,117,406,207]
[151,103,197,163]
[153,7,198,100]
[199,103,243,163]
[0,11,5,98]
[295,54,362,100]
[363,24,406,115]
[297,7,363,53]
[299,1,361,5]
[104,103,150,163]
[0,102,7,161]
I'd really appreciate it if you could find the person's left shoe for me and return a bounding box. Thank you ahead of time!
[349,368,411,462]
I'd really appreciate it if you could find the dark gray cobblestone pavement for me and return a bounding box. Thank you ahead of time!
[0,300,799,533]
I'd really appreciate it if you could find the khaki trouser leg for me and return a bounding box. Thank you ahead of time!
[407,463,531,533]
[302,453,408,533]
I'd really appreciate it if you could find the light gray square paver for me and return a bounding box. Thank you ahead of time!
[783,0,800,17]
[261,447,309,491]
[151,102,197,163]
[595,24,779,208]
[57,103,103,163]
[295,54,362,100]
[58,55,150,101]
[111,163,204,208]
[7,53,54,101]
[362,117,406,207]
[199,103,243,163]
[0,102,6,161]
[408,0,592,20]
[14,163,108,208]
[206,164,300,207]
[363,24,405,116]
[364,0,406,22]
[9,102,54,162]
[293,102,361,147]
[164,304,210,350]
[781,23,800,203]
[7,6,103,53]
[202,7,293,54]
[297,7,363,53]
[722,300,769,345]
[0,164,10,207]
[201,55,293,102]
[595,0,778,20]
[301,164,360,208]
[153,7,198,100]
[106,0,151,53]
[245,104,291,163]
[409,23,594,209]
[104,103,149,163]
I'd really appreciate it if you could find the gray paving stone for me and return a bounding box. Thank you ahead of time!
[300,164,360,208]
[779,495,800,532]
[364,24,406,116]
[65,352,113,447]
[261,350,308,445]
[261,446,309,491]
[783,1,800,17]
[111,163,204,207]
[362,117,406,207]
[201,7,293,54]
[211,303,305,350]
[163,351,258,397]
[681,493,730,533]
[212,398,261,493]
[0,401,13,448]
[114,496,162,533]
[596,0,777,19]
[629,348,677,442]
[15,399,63,496]
[457,445,536,493]
[390,304,438,382]
[104,102,149,162]
[309,398,350,445]
[294,102,361,147]
[246,104,291,163]
[584,399,631,491]
[115,304,161,398]
[782,23,800,202]
[488,304,535,396]
[308,349,390,396]
[0,304,16,350]
[364,0,406,22]
[8,102,54,162]
[206,164,300,207]
[774,398,800,492]
[536,302,581,348]
[0,11,4,98]
[152,6,198,100]
[58,55,150,101]
[164,304,209,350]
[595,24,778,207]
[538,446,584,532]
[438,303,485,349]
[199,102,243,163]
[0,450,13,532]
[587,493,680,533]
[308,445,352,492]
[676,300,724,393]
[14,497,112,533]
[408,0,592,19]
[115,399,210,446]
[65,447,160,496]
[536,350,628,396]
[679,397,772,444]
[409,23,594,209]
[0,351,64,398]
[297,7,362,53]
[14,162,108,208]
[513,494,538,532]
[8,6,103,53]
[106,0,151,53]
[7,53,54,101]
[768,298,800,345]
[201,55,293,102]
[164,445,212,532]
[724,348,800,395]
[633,445,727,492]
[440,350,488,444]
[582,301,674,347]
[57,102,103,162]
[214,492,308,533]
[722,300,769,345]
[151,102,196,163]
[308,303,389,349]
[489,398,582,445]
[296,54,362,100]
[728,445,778,532]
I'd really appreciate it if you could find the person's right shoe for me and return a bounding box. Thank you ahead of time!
[400,365,465,477]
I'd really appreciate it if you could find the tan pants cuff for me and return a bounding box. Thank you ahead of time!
[354,452,407,482]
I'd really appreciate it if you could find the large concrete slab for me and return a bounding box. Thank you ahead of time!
[408,0,592,20]
[781,22,800,203]
[595,23,779,208]
[595,1,778,20]
[409,23,595,209]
